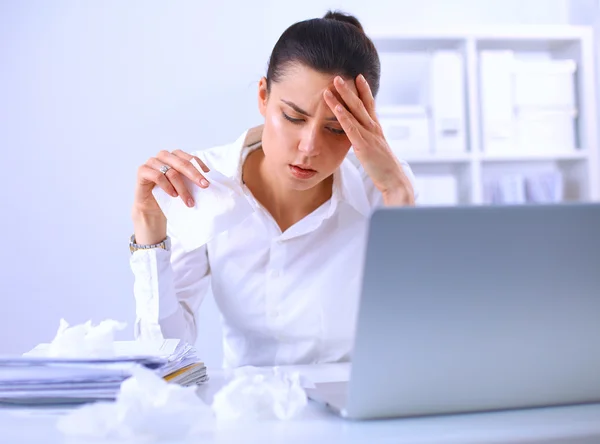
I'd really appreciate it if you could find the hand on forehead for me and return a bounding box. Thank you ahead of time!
[272,64,358,116]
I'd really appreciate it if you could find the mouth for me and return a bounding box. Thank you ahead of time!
[289,164,318,179]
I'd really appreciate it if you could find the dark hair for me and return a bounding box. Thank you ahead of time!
[265,11,381,97]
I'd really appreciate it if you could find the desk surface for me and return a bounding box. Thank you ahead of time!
[1,364,599,444]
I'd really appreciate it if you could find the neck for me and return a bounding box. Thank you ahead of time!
[243,149,333,231]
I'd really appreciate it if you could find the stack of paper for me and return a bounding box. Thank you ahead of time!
[0,340,207,406]
[156,341,208,386]
[0,358,153,405]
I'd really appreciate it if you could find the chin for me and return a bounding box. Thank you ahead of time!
[286,178,318,191]
[285,174,323,191]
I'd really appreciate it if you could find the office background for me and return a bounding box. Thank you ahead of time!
[0,0,598,367]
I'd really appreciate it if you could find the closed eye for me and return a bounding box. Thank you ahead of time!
[282,112,303,124]
[283,111,345,135]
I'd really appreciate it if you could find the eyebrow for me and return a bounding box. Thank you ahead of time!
[281,99,339,122]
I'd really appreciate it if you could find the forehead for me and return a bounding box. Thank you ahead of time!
[270,63,358,97]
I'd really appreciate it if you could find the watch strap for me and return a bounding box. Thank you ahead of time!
[129,235,171,254]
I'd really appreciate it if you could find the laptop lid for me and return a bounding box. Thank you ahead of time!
[345,204,600,420]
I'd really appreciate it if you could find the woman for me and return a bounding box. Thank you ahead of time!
[129,11,417,368]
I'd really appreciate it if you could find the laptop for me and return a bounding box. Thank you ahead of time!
[306,204,600,420]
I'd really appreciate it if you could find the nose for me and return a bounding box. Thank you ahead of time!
[297,125,322,157]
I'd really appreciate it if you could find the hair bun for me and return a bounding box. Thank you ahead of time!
[323,11,365,33]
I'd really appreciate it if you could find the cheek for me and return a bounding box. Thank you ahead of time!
[262,111,294,160]
[266,109,284,132]
[315,138,351,173]
[265,109,297,144]
[329,138,352,161]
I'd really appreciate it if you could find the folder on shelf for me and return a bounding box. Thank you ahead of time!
[429,51,467,153]
[480,50,516,153]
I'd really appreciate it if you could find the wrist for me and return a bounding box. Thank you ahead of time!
[129,234,170,254]
[131,209,167,245]
[382,188,414,207]
[378,160,415,207]
[380,176,415,207]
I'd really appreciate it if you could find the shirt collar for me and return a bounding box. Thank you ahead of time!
[230,125,371,218]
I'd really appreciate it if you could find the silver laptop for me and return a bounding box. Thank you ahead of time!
[306,204,600,420]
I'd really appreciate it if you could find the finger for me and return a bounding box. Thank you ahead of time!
[156,150,209,188]
[172,149,210,173]
[323,90,365,145]
[138,164,178,198]
[356,74,378,122]
[332,76,376,130]
[147,157,195,208]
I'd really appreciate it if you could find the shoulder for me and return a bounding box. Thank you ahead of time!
[189,135,246,179]
[188,126,262,179]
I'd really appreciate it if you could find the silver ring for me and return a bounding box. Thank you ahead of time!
[159,165,171,175]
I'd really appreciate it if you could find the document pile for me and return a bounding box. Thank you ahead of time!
[0,339,207,406]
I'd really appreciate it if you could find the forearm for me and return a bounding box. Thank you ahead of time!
[135,303,198,345]
[130,236,210,345]
[131,248,183,339]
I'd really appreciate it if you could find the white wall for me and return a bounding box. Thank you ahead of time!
[0,0,573,367]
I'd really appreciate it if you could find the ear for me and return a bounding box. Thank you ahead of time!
[258,77,269,117]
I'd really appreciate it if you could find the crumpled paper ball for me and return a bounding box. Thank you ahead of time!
[47,318,127,358]
[57,365,214,441]
[212,366,308,421]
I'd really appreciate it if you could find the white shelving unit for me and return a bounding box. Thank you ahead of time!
[370,26,599,205]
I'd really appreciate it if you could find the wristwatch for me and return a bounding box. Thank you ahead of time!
[129,235,171,254]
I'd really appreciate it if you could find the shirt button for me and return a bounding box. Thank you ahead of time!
[269,309,279,318]
[270,270,280,278]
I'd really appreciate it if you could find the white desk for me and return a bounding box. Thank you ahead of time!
[1,364,599,444]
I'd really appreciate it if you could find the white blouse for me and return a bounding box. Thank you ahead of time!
[130,127,417,368]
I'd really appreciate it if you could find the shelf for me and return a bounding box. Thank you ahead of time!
[368,26,598,202]
[481,151,588,162]
[401,153,472,164]
[373,37,463,52]
[369,25,591,42]
[370,26,593,54]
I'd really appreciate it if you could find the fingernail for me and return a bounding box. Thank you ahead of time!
[201,179,209,187]
[324,90,333,98]
[336,104,344,112]
[187,198,195,207]
[337,77,345,85]
[359,74,367,83]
